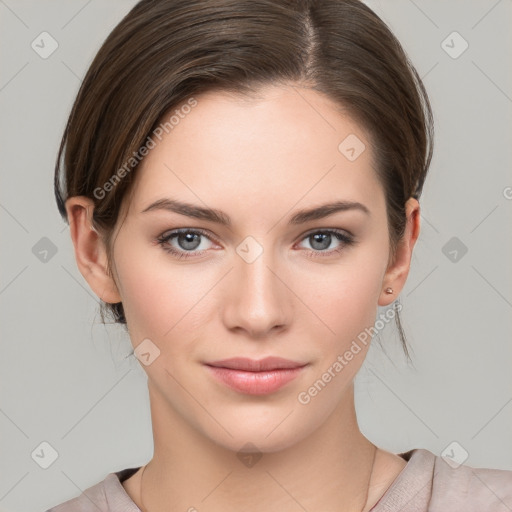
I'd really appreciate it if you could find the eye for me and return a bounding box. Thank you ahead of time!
[156,228,356,260]
[156,228,217,259]
[297,229,355,258]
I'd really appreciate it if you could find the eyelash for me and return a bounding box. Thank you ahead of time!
[156,228,356,260]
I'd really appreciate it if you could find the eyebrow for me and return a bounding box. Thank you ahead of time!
[141,198,370,225]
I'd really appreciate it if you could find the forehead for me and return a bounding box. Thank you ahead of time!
[126,84,384,220]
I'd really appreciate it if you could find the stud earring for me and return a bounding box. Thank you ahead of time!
[385,287,393,295]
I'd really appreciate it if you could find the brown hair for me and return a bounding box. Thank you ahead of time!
[54,0,434,358]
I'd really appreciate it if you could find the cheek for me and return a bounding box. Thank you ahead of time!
[299,247,389,348]
[112,238,211,345]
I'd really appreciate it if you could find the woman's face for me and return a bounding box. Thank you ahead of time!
[109,84,395,452]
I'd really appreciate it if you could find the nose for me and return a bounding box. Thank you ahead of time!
[222,245,291,339]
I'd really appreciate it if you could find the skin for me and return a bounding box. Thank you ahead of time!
[66,83,420,512]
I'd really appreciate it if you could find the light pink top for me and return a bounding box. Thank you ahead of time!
[45,449,512,511]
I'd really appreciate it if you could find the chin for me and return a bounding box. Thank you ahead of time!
[210,427,306,455]
[197,404,327,455]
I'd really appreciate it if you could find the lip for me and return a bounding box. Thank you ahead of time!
[207,357,307,371]
[204,357,308,395]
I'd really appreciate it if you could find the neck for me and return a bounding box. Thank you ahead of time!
[138,381,377,512]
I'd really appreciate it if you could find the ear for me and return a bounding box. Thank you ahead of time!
[378,197,421,306]
[65,196,122,304]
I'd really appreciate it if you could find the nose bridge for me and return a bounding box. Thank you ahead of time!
[223,237,289,336]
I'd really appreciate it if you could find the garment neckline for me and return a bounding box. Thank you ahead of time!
[111,448,433,511]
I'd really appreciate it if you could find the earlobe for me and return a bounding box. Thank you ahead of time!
[65,196,122,304]
[378,198,421,306]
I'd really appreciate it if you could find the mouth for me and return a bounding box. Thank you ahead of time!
[204,357,309,395]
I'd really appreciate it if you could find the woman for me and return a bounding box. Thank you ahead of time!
[47,0,512,511]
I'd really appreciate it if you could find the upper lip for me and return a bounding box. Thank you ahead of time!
[206,357,308,372]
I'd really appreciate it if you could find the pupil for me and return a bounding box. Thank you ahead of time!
[180,233,200,250]
[312,233,330,250]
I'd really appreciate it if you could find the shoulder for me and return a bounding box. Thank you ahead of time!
[43,478,109,512]
[430,450,512,511]
[43,468,141,512]
[371,448,512,512]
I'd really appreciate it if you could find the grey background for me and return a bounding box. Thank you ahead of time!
[0,1,511,511]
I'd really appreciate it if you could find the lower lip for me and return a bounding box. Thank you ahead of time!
[205,365,306,395]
